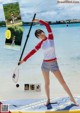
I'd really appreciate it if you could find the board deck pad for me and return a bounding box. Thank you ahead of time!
[0,97,80,112]
[3,1,23,50]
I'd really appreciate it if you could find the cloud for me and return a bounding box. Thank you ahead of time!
[0,0,2,3]
[0,3,5,21]
[2,0,17,4]
[19,0,80,21]
[55,4,80,20]
[0,0,80,21]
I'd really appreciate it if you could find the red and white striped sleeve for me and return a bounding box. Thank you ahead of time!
[39,20,54,40]
[23,40,43,62]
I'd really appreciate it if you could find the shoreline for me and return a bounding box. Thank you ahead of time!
[0,21,80,27]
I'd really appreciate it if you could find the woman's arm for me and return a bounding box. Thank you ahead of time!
[18,40,43,65]
[33,19,54,39]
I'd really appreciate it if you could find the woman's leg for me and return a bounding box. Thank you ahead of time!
[52,70,78,106]
[42,70,50,105]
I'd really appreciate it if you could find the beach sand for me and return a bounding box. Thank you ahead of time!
[0,67,79,100]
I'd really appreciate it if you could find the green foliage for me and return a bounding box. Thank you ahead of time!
[6,26,23,45]
[0,21,6,26]
[3,2,21,21]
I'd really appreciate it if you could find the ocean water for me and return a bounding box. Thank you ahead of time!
[0,23,80,100]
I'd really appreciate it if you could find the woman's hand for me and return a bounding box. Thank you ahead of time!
[32,19,39,22]
[18,60,24,65]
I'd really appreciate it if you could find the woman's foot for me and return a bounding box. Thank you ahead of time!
[70,98,79,106]
[45,99,50,106]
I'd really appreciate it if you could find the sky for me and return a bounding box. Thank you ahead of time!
[0,0,80,21]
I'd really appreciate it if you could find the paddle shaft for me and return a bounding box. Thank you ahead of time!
[18,13,36,63]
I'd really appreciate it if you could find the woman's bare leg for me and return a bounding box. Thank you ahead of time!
[42,70,50,105]
[52,70,78,106]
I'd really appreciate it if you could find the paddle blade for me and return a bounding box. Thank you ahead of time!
[12,66,19,83]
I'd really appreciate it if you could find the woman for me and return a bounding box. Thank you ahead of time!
[18,19,78,106]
